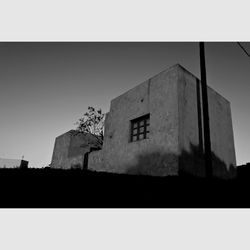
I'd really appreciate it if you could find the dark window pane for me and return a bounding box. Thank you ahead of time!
[139,134,144,140]
[139,120,144,127]
[132,135,137,141]
[139,127,144,133]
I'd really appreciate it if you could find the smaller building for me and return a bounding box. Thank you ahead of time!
[50,130,100,169]
[0,158,28,169]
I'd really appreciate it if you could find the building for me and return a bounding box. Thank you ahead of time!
[0,158,28,169]
[50,130,100,169]
[51,64,236,178]
[88,64,236,178]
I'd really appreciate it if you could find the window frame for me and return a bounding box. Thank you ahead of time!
[130,114,150,142]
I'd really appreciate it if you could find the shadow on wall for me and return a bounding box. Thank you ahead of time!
[126,143,236,179]
[179,143,236,179]
[71,163,82,170]
[126,151,178,176]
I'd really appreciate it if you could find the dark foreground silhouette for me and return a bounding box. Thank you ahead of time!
[0,167,249,208]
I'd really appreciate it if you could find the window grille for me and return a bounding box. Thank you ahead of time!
[130,114,150,142]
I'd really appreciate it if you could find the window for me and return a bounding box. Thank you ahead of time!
[130,114,150,142]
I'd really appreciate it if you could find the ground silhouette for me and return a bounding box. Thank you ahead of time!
[0,162,247,208]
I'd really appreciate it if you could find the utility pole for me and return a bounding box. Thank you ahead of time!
[199,42,213,178]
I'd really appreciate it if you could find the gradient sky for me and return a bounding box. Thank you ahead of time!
[0,42,249,167]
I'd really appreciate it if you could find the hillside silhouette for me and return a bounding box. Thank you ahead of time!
[0,166,249,208]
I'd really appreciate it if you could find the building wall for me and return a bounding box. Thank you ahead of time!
[51,131,71,169]
[177,66,205,176]
[207,86,236,177]
[89,65,180,176]
[177,65,236,178]
[51,130,99,169]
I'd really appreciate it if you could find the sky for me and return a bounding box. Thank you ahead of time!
[0,42,249,167]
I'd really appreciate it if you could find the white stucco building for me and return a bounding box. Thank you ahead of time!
[88,64,236,178]
[51,64,236,178]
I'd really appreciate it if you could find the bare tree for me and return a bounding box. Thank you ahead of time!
[75,106,105,149]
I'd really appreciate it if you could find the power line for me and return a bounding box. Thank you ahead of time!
[237,42,250,59]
